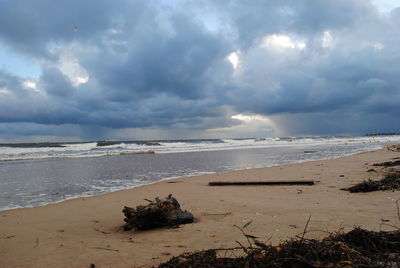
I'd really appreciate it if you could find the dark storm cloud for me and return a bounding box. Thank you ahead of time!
[0,0,139,57]
[40,67,74,97]
[203,0,378,48]
[90,12,232,101]
[0,0,399,140]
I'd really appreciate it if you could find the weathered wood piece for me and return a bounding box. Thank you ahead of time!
[208,180,314,186]
[122,194,193,231]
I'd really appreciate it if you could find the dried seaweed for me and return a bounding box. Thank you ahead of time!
[342,173,400,193]
[156,227,400,268]
[157,206,400,268]
[373,160,400,167]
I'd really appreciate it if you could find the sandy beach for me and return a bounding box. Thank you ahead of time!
[1,146,399,268]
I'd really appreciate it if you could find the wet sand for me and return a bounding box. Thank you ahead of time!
[1,146,399,267]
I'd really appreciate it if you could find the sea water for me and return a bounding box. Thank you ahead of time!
[0,135,399,210]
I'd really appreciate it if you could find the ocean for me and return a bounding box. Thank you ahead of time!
[1,135,399,211]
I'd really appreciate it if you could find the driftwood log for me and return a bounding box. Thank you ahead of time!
[209,180,314,186]
[122,194,193,231]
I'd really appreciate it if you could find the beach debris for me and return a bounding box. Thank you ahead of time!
[342,173,400,193]
[1,235,15,239]
[373,160,400,167]
[90,246,119,252]
[33,237,39,248]
[209,180,314,186]
[156,227,400,268]
[122,194,193,231]
[388,144,400,152]
[94,228,110,234]
[367,168,377,172]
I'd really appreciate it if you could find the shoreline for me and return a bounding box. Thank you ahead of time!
[0,144,387,212]
[1,146,399,267]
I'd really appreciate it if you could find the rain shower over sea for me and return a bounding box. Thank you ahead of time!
[1,135,400,211]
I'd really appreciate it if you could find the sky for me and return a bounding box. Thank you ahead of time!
[0,0,399,142]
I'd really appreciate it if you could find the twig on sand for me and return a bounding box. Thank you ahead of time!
[1,235,15,239]
[299,214,312,246]
[379,199,400,231]
[235,240,248,254]
[94,228,111,234]
[33,237,39,248]
[90,247,119,252]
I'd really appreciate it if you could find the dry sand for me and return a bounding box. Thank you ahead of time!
[1,147,400,267]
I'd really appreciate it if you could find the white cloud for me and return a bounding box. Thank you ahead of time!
[232,113,270,122]
[372,42,384,50]
[207,113,278,138]
[322,31,333,48]
[227,51,240,69]
[362,41,385,50]
[107,28,122,34]
[371,0,400,13]
[22,80,42,93]
[58,54,89,87]
[0,87,10,95]
[262,34,306,51]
